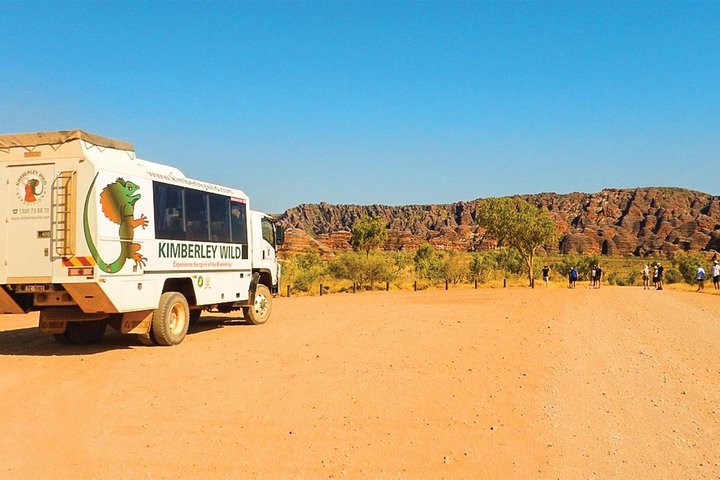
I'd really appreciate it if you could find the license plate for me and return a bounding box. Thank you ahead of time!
[26,285,45,293]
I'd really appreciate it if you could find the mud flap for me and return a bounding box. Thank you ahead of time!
[249,273,260,307]
[119,310,153,334]
[0,287,25,314]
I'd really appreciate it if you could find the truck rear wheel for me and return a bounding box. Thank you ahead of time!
[54,320,107,345]
[151,292,190,346]
[245,284,272,325]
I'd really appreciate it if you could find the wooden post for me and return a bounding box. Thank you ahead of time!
[352,283,356,294]
[503,278,507,288]
[414,281,417,292]
[445,279,449,290]
[474,279,478,289]
[287,285,291,297]
[319,284,323,296]
[386,281,389,291]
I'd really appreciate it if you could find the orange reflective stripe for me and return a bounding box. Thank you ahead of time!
[61,257,96,267]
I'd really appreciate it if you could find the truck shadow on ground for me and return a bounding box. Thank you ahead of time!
[190,315,250,332]
[0,327,137,356]
[0,316,250,356]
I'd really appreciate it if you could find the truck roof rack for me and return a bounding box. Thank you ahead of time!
[0,129,134,152]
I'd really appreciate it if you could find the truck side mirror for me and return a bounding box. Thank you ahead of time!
[275,225,285,246]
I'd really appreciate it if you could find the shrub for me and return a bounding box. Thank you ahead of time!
[364,253,395,289]
[468,252,493,283]
[414,245,474,285]
[414,243,444,283]
[441,251,470,285]
[671,251,708,284]
[282,249,327,292]
[607,272,627,286]
[663,266,682,284]
[553,253,600,281]
[329,251,395,290]
[329,252,367,289]
[391,251,415,284]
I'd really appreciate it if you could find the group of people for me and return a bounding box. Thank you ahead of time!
[694,260,720,292]
[642,263,665,290]
[544,265,604,289]
[541,260,720,291]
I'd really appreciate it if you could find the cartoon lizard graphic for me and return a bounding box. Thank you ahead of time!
[83,173,149,273]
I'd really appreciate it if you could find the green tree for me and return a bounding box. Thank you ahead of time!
[351,216,388,257]
[477,198,557,286]
[491,248,525,276]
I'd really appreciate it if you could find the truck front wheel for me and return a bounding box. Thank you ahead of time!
[245,284,272,325]
[152,292,190,346]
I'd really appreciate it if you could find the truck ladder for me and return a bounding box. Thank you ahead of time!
[50,171,76,260]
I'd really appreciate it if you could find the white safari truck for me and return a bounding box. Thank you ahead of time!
[0,130,283,345]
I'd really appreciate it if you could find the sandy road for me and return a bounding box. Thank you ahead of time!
[0,286,718,479]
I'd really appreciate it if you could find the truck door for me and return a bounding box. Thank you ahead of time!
[6,164,55,279]
[259,216,278,281]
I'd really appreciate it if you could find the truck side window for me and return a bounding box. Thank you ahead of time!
[153,182,185,240]
[261,217,275,246]
[209,194,230,243]
[230,200,248,246]
[184,189,209,242]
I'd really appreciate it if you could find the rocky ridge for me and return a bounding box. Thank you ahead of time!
[277,187,720,257]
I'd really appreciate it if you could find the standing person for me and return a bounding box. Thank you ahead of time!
[712,260,720,290]
[570,266,578,289]
[696,265,706,292]
[590,265,596,288]
[656,263,664,290]
[642,264,650,290]
[652,264,659,289]
[542,265,550,287]
[595,264,602,289]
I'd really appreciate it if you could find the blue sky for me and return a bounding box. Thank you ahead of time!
[2,1,718,213]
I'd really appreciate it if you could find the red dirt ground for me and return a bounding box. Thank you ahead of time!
[0,286,718,479]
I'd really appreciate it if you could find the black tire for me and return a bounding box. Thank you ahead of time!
[77,320,107,343]
[53,332,72,345]
[245,284,272,325]
[189,309,202,326]
[55,320,107,345]
[151,292,190,346]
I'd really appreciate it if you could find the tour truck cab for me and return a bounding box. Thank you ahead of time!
[0,130,283,345]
